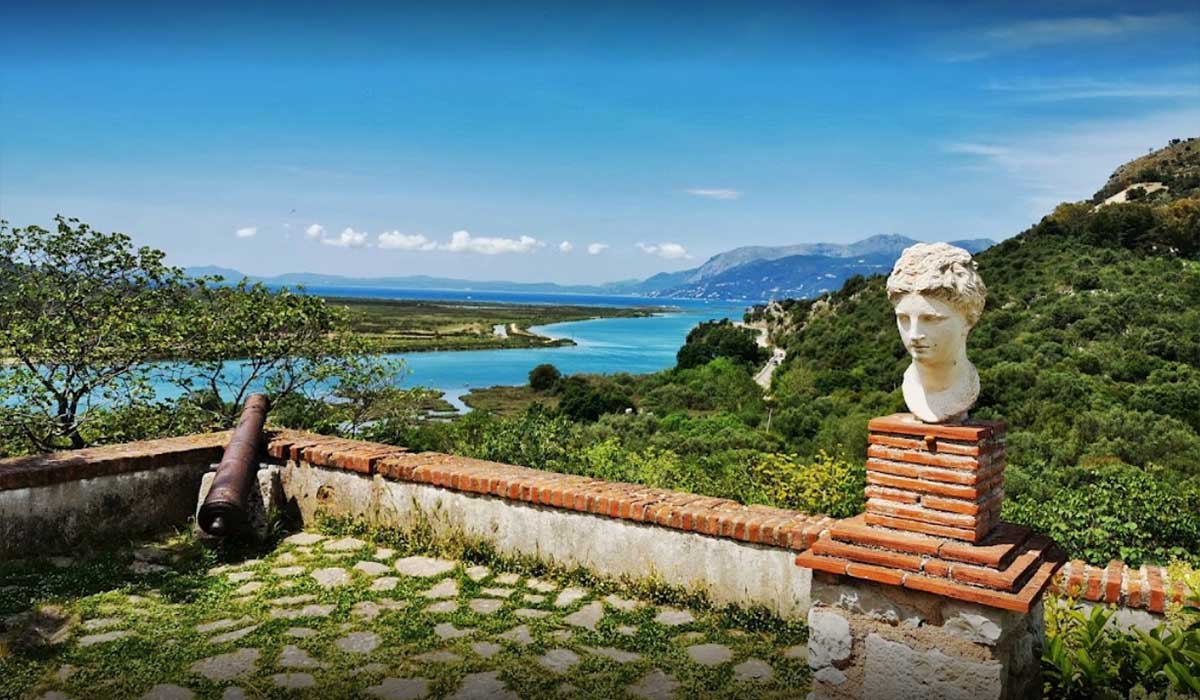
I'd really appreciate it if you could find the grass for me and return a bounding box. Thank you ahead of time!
[460,386,560,417]
[332,298,665,354]
[0,516,810,699]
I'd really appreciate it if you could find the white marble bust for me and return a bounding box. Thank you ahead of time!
[886,243,987,424]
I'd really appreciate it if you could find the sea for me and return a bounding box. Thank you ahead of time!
[153,286,748,412]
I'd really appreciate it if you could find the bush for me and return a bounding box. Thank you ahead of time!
[750,450,866,517]
[528,363,562,392]
[676,319,768,370]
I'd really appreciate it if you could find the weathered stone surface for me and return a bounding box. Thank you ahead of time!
[325,537,367,552]
[269,604,334,620]
[412,650,463,664]
[311,567,351,588]
[271,673,316,689]
[286,627,318,639]
[226,571,256,583]
[808,608,851,669]
[335,632,381,654]
[221,688,246,700]
[604,595,638,611]
[468,599,503,615]
[584,646,640,663]
[811,576,927,628]
[495,573,521,586]
[686,643,733,666]
[78,630,131,646]
[616,625,637,636]
[190,648,260,681]
[471,641,502,658]
[653,608,694,627]
[814,666,847,686]
[352,663,388,676]
[942,602,1010,647]
[17,605,76,647]
[538,648,579,673]
[279,644,327,669]
[374,548,396,560]
[422,580,458,599]
[523,594,545,604]
[271,566,305,578]
[434,623,472,640]
[284,533,324,546]
[209,624,260,644]
[554,588,588,607]
[232,582,264,596]
[862,633,1003,700]
[465,566,490,581]
[425,601,457,614]
[629,669,679,699]
[449,671,516,700]
[371,577,400,592]
[353,601,383,621]
[142,684,194,700]
[512,607,550,620]
[499,625,533,646]
[366,678,430,700]
[395,556,455,578]
[130,561,170,575]
[563,602,604,629]
[355,561,391,577]
[481,587,514,598]
[733,658,773,682]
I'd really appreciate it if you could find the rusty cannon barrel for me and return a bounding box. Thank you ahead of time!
[198,394,271,537]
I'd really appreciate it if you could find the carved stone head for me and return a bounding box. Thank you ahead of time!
[886,243,987,423]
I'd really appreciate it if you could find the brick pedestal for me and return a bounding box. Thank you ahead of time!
[795,413,1063,700]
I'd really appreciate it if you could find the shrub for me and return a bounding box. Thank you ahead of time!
[749,450,865,517]
[528,363,562,392]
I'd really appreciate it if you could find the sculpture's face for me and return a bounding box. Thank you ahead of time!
[894,293,968,366]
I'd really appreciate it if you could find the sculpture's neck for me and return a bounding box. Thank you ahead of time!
[911,347,970,393]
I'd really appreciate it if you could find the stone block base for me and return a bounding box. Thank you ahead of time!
[807,573,1042,700]
[195,464,283,542]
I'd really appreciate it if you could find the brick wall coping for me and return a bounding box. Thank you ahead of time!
[0,432,231,491]
[264,429,835,552]
[1049,559,1195,615]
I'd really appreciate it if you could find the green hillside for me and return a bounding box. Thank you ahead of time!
[760,139,1200,565]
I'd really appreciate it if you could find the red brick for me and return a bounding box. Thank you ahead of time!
[868,413,1003,442]
[830,515,944,556]
[811,539,924,571]
[866,473,984,500]
[868,445,982,471]
[846,562,909,586]
[1104,561,1124,604]
[868,433,981,456]
[865,485,921,504]
[1147,566,1165,612]
[864,512,977,541]
[794,552,850,576]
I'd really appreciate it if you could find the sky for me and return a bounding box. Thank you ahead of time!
[1,1,1197,284]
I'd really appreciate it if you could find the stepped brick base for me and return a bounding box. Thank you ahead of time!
[865,413,1006,543]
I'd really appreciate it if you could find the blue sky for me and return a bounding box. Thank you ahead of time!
[2,1,1197,283]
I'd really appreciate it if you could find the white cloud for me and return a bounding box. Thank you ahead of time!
[685,188,741,200]
[941,13,1195,61]
[637,242,692,260]
[305,224,324,240]
[378,231,437,251]
[985,77,1200,101]
[558,241,574,254]
[321,227,370,248]
[587,242,610,255]
[942,107,1200,219]
[441,230,544,255]
[235,226,258,239]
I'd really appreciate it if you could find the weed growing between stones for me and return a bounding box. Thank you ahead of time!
[0,516,811,699]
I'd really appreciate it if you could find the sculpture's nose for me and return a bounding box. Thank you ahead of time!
[907,320,926,342]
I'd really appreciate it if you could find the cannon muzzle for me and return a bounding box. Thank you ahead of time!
[198,394,270,537]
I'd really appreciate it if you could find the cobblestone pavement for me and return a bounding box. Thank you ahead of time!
[0,529,811,699]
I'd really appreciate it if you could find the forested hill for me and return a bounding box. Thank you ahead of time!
[756,138,1200,564]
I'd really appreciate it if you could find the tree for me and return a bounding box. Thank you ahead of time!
[676,320,768,370]
[528,363,562,392]
[0,217,194,450]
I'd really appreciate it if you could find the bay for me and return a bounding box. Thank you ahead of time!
[147,287,746,411]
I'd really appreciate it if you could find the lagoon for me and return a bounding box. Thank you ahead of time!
[150,287,745,410]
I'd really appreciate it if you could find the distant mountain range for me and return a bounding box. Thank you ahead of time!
[187,234,995,302]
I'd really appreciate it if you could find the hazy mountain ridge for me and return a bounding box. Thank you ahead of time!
[187,234,995,301]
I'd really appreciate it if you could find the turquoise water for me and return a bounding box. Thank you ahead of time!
[146,288,745,411]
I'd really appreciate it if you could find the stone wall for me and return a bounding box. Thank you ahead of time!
[0,433,229,558]
[807,573,1042,700]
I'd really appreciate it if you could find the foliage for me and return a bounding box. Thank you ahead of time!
[0,216,194,450]
[556,376,633,422]
[676,319,768,370]
[750,451,866,518]
[528,363,562,392]
[1043,571,1200,699]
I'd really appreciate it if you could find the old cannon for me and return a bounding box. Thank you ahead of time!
[198,394,271,537]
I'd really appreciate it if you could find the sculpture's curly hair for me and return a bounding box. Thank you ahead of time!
[886,243,987,327]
